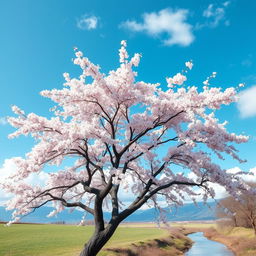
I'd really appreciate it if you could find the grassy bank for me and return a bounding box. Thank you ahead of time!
[0,223,192,256]
[104,227,192,256]
[204,226,256,256]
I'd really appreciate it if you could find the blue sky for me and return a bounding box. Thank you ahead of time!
[0,0,256,174]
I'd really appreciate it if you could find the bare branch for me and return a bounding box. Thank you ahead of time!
[45,193,95,215]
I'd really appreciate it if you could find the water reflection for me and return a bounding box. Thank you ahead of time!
[185,232,234,256]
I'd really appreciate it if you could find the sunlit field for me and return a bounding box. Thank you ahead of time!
[0,224,168,256]
[120,221,216,229]
[172,222,216,229]
[216,226,255,239]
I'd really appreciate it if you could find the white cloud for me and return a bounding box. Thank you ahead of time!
[77,15,98,30]
[247,168,256,182]
[237,86,256,118]
[121,8,194,47]
[227,166,256,183]
[226,166,242,174]
[196,2,230,29]
[186,167,256,201]
[0,158,49,206]
[187,172,228,200]
[0,159,17,182]
[0,159,17,205]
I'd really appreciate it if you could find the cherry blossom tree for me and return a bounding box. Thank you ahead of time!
[1,41,250,256]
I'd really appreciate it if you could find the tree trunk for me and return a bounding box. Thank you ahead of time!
[251,221,256,236]
[79,223,118,256]
[233,216,238,227]
[247,215,256,236]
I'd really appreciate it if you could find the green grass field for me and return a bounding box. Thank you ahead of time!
[0,224,169,256]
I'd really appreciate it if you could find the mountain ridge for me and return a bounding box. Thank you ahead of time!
[0,201,216,223]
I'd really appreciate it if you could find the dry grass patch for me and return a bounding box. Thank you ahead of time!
[204,227,256,256]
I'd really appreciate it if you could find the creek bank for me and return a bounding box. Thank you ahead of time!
[203,228,256,256]
[181,226,256,256]
[103,228,192,256]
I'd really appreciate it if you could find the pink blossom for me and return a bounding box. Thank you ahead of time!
[167,73,187,87]
[203,80,209,86]
[2,41,250,250]
[130,53,141,67]
[185,61,193,70]
[75,51,83,58]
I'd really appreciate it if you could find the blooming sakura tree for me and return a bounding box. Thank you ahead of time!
[1,41,249,256]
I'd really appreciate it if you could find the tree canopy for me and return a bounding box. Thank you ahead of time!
[1,41,250,255]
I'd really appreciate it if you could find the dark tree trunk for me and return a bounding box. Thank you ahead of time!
[247,215,256,236]
[79,223,118,256]
[251,220,256,236]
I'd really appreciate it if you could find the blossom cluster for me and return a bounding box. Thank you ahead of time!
[1,40,250,224]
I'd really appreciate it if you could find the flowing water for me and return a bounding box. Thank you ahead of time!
[185,232,234,256]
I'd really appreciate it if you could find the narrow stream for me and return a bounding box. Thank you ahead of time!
[185,232,234,256]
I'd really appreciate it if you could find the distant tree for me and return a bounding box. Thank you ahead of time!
[216,196,239,227]
[217,182,256,234]
[1,41,250,256]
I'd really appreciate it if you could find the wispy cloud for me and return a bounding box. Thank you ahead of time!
[197,1,231,29]
[242,59,253,67]
[237,86,256,118]
[241,54,253,67]
[77,15,98,30]
[120,8,194,47]
[0,117,7,125]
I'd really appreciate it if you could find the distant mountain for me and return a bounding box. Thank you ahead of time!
[0,206,93,224]
[126,201,217,222]
[0,201,216,223]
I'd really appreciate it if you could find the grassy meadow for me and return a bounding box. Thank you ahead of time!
[2,221,255,256]
[0,223,169,256]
